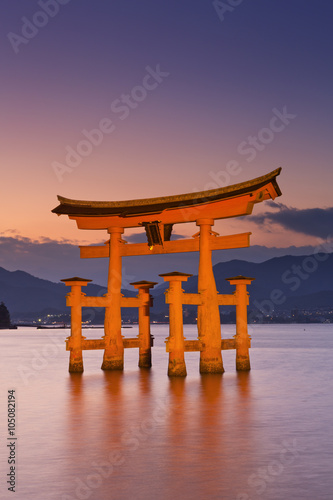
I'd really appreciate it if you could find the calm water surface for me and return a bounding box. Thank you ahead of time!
[1,324,332,500]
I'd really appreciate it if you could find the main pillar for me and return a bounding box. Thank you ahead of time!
[61,277,91,373]
[196,219,224,374]
[160,272,191,377]
[226,276,254,371]
[130,280,157,368]
[102,227,124,370]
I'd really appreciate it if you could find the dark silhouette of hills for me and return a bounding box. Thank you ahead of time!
[151,253,333,315]
[0,253,332,321]
[0,267,135,320]
[282,290,333,310]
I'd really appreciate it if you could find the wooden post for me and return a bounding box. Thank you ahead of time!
[61,277,92,373]
[196,219,224,374]
[226,276,254,371]
[102,227,124,370]
[130,280,157,368]
[160,272,191,377]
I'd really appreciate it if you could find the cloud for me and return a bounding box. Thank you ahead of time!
[0,236,108,285]
[0,234,332,288]
[251,204,333,239]
[0,229,20,236]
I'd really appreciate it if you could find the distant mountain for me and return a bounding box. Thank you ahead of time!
[151,254,333,315]
[0,253,332,321]
[282,290,333,310]
[0,267,135,320]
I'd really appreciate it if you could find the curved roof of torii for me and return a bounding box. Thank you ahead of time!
[52,168,282,229]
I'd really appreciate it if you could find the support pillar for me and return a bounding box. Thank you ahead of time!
[196,219,224,374]
[160,272,191,377]
[102,227,124,370]
[226,276,254,371]
[130,280,157,368]
[61,277,92,373]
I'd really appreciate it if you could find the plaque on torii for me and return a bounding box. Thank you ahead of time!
[53,168,282,374]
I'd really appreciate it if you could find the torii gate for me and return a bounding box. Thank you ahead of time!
[52,168,282,375]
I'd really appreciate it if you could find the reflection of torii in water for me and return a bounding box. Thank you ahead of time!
[53,168,282,376]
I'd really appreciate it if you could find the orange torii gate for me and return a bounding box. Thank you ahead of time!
[52,168,282,375]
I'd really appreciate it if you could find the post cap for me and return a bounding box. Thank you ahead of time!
[226,275,255,285]
[61,277,92,286]
[130,280,158,289]
[159,271,192,282]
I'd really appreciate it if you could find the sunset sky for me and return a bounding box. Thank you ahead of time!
[1,1,332,284]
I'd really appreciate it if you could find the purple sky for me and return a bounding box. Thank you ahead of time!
[1,1,332,283]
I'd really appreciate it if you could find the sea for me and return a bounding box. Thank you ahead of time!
[0,324,332,500]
